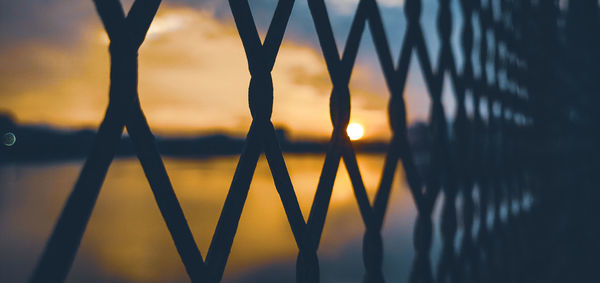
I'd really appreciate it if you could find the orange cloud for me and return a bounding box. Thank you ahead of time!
[0,6,409,140]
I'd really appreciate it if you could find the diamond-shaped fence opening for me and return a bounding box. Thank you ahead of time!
[323,0,361,55]
[479,96,489,124]
[248,0,279,42]
[464,89,475,120]
[470,12,483,79]
[441,74,457,128]
[420,0,441,61]
[376,1,407,64]
[450,0,464,72]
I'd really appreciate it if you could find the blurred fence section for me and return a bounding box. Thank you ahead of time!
[30,0,600,282]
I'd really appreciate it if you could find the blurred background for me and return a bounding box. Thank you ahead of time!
[1,0,599,282]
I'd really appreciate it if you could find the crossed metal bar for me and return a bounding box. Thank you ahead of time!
[30,0,534,282]
[31,1,204,282]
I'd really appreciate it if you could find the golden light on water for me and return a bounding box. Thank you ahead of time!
[0,155,415,282]
[346,123,365,141]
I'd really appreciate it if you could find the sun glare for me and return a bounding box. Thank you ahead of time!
[346,123,365,141]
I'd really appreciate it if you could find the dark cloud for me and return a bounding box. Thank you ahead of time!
[0,0,451,66]
[0,0,95,48]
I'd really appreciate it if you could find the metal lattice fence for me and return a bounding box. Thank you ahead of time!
[28,0,600,282]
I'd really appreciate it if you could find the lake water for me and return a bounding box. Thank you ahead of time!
[0,154,442,282]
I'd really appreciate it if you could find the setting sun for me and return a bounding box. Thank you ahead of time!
[347,123,365,140]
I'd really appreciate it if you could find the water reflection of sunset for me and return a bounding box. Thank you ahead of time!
[0,154,420,282]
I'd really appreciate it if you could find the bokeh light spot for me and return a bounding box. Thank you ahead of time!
[3,132,16,147]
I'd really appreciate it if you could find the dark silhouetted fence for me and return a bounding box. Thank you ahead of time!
[29,0,600,282]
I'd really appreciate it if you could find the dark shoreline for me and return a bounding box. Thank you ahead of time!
[0,114,430,163]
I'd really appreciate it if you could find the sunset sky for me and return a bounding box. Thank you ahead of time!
[0,0,461,140]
